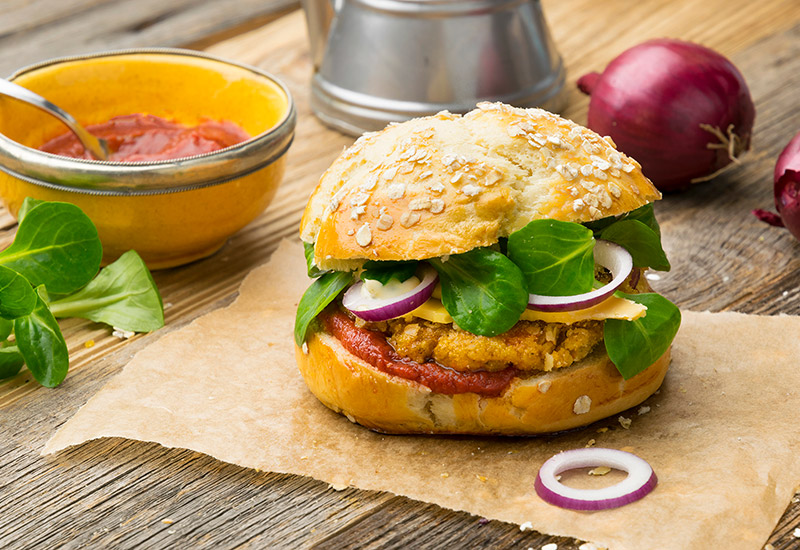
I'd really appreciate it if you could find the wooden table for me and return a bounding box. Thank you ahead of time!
[2,1,799,548]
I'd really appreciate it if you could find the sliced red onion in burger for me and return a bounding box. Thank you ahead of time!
[535,448,657,510]
[343,266,438,322]
[528,240,633,312]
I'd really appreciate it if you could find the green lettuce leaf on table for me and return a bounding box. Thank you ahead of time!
[0,198,165,388]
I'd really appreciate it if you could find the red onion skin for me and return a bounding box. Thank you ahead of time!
[578,39,755,191]
[343,269,438,322]
[535,470,658,511]
[752,208,784,228]
[774,169,800,241]
[774,131,800,183]
[755,132,800,240]
[774,132,800,240]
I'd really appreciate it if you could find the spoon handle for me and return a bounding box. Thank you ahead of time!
[0,78,109,160]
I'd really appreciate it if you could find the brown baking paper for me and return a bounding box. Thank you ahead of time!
[44,239,800,550]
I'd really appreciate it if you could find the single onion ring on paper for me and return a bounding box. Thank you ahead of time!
[535,448,657,510]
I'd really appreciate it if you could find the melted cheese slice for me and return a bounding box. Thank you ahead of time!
[407,295,647,325]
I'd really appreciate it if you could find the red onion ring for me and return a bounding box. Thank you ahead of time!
[527,240,632,312]
[342,266,438,322]
[535,448,657,511]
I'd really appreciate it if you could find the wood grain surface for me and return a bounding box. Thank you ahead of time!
[0,0,299,77]
[2,1,800,549]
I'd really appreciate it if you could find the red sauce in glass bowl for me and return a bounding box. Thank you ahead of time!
[38,113,250,162]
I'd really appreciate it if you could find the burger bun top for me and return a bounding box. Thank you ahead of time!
[300,102,660,271]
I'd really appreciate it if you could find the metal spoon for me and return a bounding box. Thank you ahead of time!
[0,77,109,160]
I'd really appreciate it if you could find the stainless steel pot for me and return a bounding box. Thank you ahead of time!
[302,0,566,135]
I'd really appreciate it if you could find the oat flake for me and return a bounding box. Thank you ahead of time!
[355,223,372,247]
[573,395,592,414]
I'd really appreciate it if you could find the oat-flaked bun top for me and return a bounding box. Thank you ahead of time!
[301,102,660,270]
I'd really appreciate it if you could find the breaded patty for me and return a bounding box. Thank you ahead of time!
[353,269,646,373]
[359,316,603,373]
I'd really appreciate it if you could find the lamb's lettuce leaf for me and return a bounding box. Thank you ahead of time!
[584,204,669,271]
[13,289,69,388]
[600,220,670,271]
[303,242,329,278]
[430,248,528,337]
[0,201,102,295]
[360,260,419,285]
[604,292,681,379]
[294,271,352,346]
[507,219,595,295]
[48,250,164,332]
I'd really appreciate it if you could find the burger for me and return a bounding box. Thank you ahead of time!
[294,102,680,435]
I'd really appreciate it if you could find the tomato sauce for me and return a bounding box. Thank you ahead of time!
[39,113,249,161]
[322,310,518,397]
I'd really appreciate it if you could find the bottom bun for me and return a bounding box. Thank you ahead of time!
[295,330,670,435]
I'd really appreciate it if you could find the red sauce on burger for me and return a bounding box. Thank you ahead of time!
[322,310,518,397]
[39,113,249,161]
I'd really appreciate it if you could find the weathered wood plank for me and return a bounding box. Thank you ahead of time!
[0,0,300,77]
[0,1,799,549]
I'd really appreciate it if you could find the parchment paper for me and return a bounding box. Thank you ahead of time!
[44,239,800,550]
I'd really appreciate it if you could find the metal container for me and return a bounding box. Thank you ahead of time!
[302,0,566,135]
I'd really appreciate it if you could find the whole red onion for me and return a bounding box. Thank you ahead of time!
[756,132,800,241]
[578,39,755,191]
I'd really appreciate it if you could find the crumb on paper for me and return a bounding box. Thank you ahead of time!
[589,466,612,476]
[300,455,308,460]
[585,439,596,448]
[618,416,632,429]
[441,472,449,478]
[84,340,95,348]
[112,327,135,340]
[519,521,533,532]
[638,406,651,415]
[573,395,592,414]
[476,474,487,483]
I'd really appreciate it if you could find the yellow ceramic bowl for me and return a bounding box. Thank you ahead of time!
[0,49,295,269]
